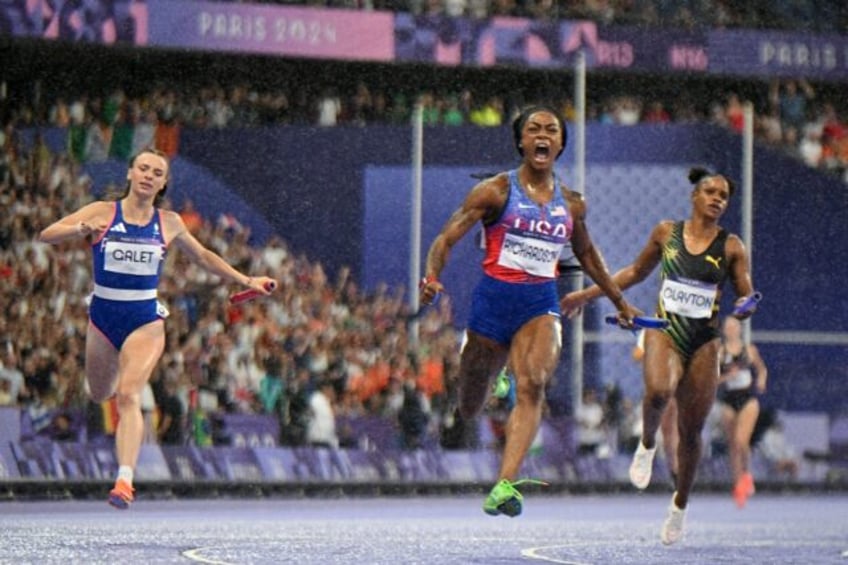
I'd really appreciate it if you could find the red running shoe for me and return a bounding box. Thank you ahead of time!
[108,479,135,510]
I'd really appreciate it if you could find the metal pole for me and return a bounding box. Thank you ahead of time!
[742,102,754,344]
[409,104,424,347]
[569,51,587,415]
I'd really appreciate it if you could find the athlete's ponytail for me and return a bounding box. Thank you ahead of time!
[688,166,735,197]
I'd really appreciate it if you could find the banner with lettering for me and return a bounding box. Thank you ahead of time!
[146,0,394,61]
[707,29,848,80]
[394,15,709,74]
[3,2,848,80]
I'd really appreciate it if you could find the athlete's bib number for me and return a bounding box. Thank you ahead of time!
[660,278,717,319]
[725,367,753,390]
[104,241,163,276]
[498,233,563,278]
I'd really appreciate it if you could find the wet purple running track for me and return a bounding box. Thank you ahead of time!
[1,493,846,564]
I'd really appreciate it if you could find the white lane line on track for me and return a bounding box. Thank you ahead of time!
[521,545,593,565]
[182,547,233,565]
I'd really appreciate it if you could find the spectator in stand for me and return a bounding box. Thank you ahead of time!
[798,124,824,169]
[0,349,25,405]
[642,101,671,124]
[442,95,465,126]
[820,102,848,172]
[757,106,783,146]
[306,379,339,449]
[0,376,13,406]
[258,355,286,415]
[754,409,800,481]
[131,109,157,157]
[156,377,185,446]
[770,79,815,146]
[316,87,343,127]
[349,81,375,127]
[724,93,746,134]
[179,198,204,236]
[398,375,430,450]
[576,388,606,456]
[419,92,441,126]
[613,96,642,125]
[469,96,504,127]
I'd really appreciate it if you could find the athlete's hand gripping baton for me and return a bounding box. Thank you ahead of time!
[732,292,762,317]
[604,315,670,330]
[229,281,277,305]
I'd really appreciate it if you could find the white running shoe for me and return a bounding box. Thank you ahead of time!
[660,492,686,545]
[629,441,656,489]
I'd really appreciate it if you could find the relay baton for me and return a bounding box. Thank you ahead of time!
[407,292,441,325]
[228,281,277,305]
[732,291,762,317]
[605,315,670,330]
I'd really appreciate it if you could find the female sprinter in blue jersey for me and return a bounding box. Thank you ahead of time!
[419,105,638,518]
[39,148,276,509]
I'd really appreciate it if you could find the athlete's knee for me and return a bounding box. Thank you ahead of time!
[678,429,702,452]
[457,402,480,421]
[457,385,487,420]
[515,375,546,407]
[646,390,673,412]
[114,389,141,412]
[88,388,112,404]
[87,379,115,404]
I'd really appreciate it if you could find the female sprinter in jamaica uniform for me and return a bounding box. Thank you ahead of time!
[561,167,758,545]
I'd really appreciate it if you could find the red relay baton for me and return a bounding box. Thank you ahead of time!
[228,281,277,305]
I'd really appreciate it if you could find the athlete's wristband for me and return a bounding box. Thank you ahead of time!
[419,276,439,290]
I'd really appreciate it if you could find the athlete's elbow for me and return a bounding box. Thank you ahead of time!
[37,229,55,245]
[630,267,652,284]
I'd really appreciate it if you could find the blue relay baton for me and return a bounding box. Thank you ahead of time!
[605,315,670,330]
[732,292,762,317]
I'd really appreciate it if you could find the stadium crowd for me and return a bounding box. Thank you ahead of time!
[2,73,848,184]
[0,131,465,450]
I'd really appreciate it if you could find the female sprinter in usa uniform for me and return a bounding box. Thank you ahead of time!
[419,105,637,517]
[39,148,276,509]
[561,167,757,544]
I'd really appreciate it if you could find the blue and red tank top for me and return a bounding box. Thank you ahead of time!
[482,170,573,283]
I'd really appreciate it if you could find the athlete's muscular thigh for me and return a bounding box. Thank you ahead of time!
[117,320,166,395]
[457,331,507,410]
[676,338,720,422]
[85,323,120,402]
[643,330,683,396]
[510,315,561,388]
